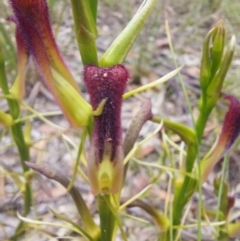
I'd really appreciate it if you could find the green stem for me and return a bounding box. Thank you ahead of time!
[98,195,115,241]
[172,145,197,223]
[89,0,98,23]
[70,0,98,65]
[171,100,211,237]
[195,108,209,143]
[0,46,32,239]
[216,154,229,240]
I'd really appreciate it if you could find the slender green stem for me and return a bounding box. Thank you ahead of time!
[165,20,195,128]
[216,154,229,240]
[0,46,32,240]
[67,128,87,191]
[98,195,115,241]
[170,147,197,228]
[70,0,98,65]
[195,109,209,143]
[89,0,98,22]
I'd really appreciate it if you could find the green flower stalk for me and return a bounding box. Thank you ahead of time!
[197,21,235,142]
[70,0,98,65]
[206,35,235,112]
[0,109,13,127]
[83,65,129,195]
[0,44,31,240]
[9,0,92,128]
[199,20,225,95]
[100,0,158,67]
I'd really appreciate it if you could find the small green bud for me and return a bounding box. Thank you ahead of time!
[0,110,13,128]
[206,35,235,111]
[211,20,225,77]
[199,28,213,92]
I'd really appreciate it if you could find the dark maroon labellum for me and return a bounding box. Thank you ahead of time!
[83,65,129,164]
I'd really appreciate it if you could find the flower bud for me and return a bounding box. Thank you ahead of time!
[0,109,13,128]
[211,20,225,77]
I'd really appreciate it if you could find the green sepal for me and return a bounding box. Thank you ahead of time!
[152,116,196,145]
[199,27,213,92]
[0,109,13,128]
[214,177,229,220]
[70,0,98,65]
[127,199,170,231]
[99,0,158,67]
[211,20,225,78]
[203,208,225,221]
[206,36,235,112]
[174,176,197,202]
[227,221,240,238]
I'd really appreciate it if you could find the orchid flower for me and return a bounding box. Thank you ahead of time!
[83,65,129,195]
[201,96,240,182]
[8,0,179,197]
[9,0,92,128]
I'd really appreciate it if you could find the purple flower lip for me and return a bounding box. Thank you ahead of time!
[83,64,129,195]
